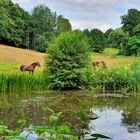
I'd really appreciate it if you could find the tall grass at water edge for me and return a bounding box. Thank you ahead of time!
[87,64,140,94]
[0,64,140,94]
[0,72,48,93]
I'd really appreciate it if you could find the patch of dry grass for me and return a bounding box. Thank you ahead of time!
[91,48,140,67]
[0,44,45,72]
[1,45,140,73]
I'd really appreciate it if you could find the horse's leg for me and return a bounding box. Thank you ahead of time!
[32,70,34,75]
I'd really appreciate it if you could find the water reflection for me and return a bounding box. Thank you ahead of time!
[89,109,140,140]
[0,92,140,140]
[90,96,140,140]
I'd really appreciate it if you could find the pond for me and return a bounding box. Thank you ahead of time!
[0,91,140,140]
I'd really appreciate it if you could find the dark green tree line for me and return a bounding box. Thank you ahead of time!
[84,28,106,52]
[0,0,72,52]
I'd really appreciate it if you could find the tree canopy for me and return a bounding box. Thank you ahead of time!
[1,0,140,56]
[0,0,72,52]
[126,24,140,56]
[121,8,140,36]
[90,28,106,52]
[57,15,72,34]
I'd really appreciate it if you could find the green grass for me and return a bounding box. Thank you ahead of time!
[0,47,140,73]
[0,64,20,73]
[0,72,48,93]
[0,47,140,93]
[91,48,140,67]
[0,64,42,74]
[0,44,45,73]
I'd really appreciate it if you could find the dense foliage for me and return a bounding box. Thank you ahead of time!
[108,28,128,54]
[32,5,57,52]
[0,0,72,52]
[104,28,113,47]
[127,24,140,56]
[1,0,140,56]
[0,0,29,47]
[57,15,72,35]
[45,31,92,90]
[84,28,106,52]
[121,8,140,36]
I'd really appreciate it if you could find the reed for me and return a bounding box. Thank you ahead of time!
[0,72,48,93]
[91,65,139,94]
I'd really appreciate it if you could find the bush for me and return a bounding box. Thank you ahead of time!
[93,66,137,93]
[45,31,92,90]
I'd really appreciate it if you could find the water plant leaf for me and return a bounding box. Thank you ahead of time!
[89,115,99,120]
[49,114,59,123]
[85,138,98,140]
[0,125,8,133]
[57,125,71,133]
[91,133,111,139]
[43,107,54,113]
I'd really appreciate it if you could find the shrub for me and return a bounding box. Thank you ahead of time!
[93,66,137,93]
[45,31,92,90]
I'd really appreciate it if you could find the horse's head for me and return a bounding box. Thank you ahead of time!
[100,61,107,68]
[36,62,41,67]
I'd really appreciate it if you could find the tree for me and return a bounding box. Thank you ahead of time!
[89,29,106,52]
[57,15,72,34]
[45,31,91,89]
[83,29,90,36]
[0,6,11,43]
[32,4,57,52]
[108,28,127,51]
[0,0,30,48]
[126,24,140,56]
[35,35,48,52]
[104,28,113,39]
[121,8,140,36]
[104,28,113,47]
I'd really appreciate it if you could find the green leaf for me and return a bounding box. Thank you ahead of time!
[0,125,8,133]
[49,114,59,123]
[57,125,71,134]
[43,107,54,113]
[91,133,112,139]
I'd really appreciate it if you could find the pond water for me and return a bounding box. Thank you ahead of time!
[0,91,140,140]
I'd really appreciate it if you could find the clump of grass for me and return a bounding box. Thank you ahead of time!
[0,72,48,93]
[91,65,138,94]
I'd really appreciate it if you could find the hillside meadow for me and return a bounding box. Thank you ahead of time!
[0,45,140,73]
[0,45,45,73]
[0,44,140,93]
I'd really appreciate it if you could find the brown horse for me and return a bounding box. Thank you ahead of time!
[100,61,107,69]
[20,62,41,74]
[92,61,107,69]
[92,61,100,69]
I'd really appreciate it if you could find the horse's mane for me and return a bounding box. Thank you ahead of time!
[31,62,38,66]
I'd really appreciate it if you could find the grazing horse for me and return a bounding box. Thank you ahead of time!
[92,61,100,70]
[100,61,107,69]
[20,62,41,74]
[92,61,107,69]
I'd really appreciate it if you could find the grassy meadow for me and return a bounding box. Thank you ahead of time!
[0,44,140,72]
[0,45,140,93]
[0,44,45,73]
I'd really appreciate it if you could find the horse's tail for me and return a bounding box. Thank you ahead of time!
[20,65,25,71]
